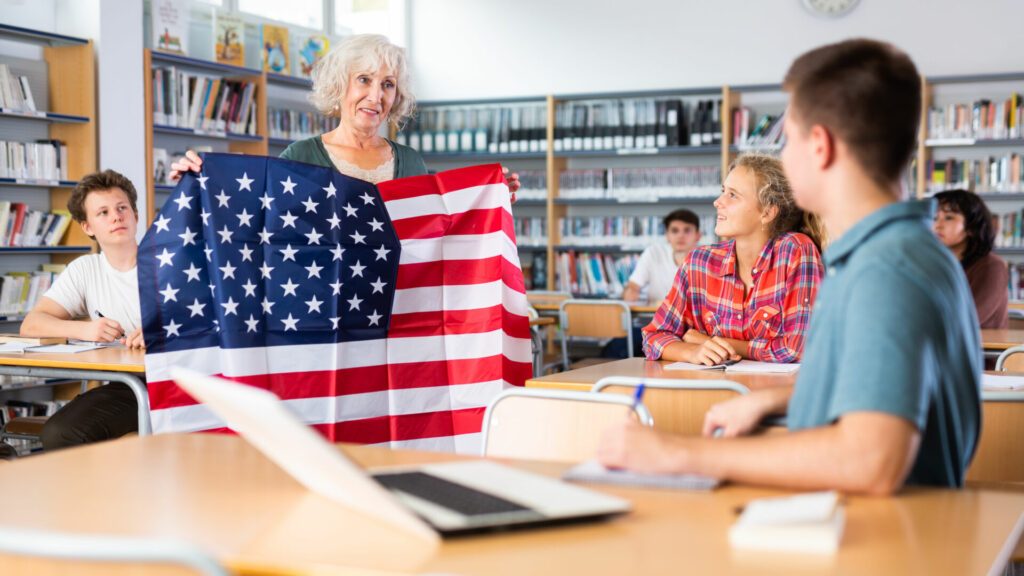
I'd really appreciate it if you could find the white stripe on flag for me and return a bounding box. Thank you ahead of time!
[150,380,510,434]
[398,231,521,268]
[144,329,531,382]
[392,280,529,316]
[373,432,483,455]
[384,183,510,222]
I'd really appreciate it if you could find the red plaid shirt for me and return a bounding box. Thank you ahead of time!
[643,232,823,363]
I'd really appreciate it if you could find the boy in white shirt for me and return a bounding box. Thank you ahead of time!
[20,169,144,450]
[622,209,702,305]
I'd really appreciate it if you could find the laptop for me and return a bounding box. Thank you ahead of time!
[170,368,631,539]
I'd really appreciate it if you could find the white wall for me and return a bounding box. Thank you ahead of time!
[409,0,1024,100]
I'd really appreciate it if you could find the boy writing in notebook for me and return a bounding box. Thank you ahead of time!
[598,39,981,493]
[20,169,144,450]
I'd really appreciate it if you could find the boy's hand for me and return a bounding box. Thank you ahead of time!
[598,420,690,475]
[82,318,124,343]
[702,392,771,438]
[122,328,145,350]
[168,150,203,182]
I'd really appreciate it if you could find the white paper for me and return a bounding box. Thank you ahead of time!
[982,373,1024,390]
[0,342,30,354]
[664,360,800,374]
[563,459,719,491]
[738,491,838,526]
[25,344,102,354]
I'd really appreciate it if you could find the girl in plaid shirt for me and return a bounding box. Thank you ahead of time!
[642,154,824,365]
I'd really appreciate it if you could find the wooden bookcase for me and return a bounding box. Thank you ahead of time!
[0,24,97,323]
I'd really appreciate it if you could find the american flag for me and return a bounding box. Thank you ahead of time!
[139,153,532,452]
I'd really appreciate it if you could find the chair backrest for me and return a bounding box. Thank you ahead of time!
[0,527,227,576]
[481,387,653,463]
[966,391,1024,484]
[592,377,749,437]
[996,345,1024,372]
[559,299,631,339]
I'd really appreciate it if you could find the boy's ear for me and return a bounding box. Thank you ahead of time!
[809,124,836,170]
[78,220,95,239]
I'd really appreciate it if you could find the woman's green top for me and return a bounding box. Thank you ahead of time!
[279,136,428,180]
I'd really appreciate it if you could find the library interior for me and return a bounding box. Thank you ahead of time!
[1,0,1024,574]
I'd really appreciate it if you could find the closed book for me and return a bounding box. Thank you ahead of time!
[729,491,845,554]
[0,334,67,345]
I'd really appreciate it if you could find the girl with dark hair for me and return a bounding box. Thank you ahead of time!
[932,189,1008,329]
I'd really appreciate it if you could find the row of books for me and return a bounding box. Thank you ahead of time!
[1008,263,1024,301]
[559,166,722,201]
[553,99,723,152]
[512,170,546,201]
[0,267,62,316]
[994,209,1024,248]
[515,217,547,247]
[927,94,1022,140]
[732,109,786,149]
[925,154,1023,194]
[267,108,334,142]
[0,64,37,113]
[0,203,72,247]
[151,67,259,135]
[0,140,69,181]
[558,214,719,247]
[554,251,637,297]
[521,251,547,291]
[396,104,548,155]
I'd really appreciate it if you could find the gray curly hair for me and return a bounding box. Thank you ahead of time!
[308,34,415,131]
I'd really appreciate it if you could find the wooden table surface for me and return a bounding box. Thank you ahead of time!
[526,357,798,392]
[0,433,1020,576]
[0,346,146,372]
[982,329,1024,351]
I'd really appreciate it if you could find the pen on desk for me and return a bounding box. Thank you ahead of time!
[632,383,646,411]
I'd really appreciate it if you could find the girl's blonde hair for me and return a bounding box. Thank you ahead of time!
[729,153,827,250]
[309,34,415,131]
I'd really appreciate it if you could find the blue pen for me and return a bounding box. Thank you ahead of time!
[632,383,646,410]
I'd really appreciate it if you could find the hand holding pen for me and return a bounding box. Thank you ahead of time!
[83,310,125,343]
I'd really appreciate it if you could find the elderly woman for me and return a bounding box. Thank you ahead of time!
[170,34,520,192]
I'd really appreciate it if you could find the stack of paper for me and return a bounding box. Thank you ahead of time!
[665,360,800,374]
[563,460,720,491]
[729,491,845,554]
[981,373,1024,390]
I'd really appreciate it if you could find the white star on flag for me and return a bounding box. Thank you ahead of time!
[305,295,323,313]
[183,262,201,282]
[219,261,237,279]
[350,261,366,277]
[331,245,345,261]
[236,208,253,227]
[323,182,337,197]
[156,248,174,267]
[330,280,343,295]
[236,172,254,191]
[301,197,318,213]
[370,278,387,294]
[160,283,179,302]
[241,279,257,297]
[163,319,181,337]
[326,212,341,229]
[196,175,208,189]
[173,192,192,211]
[280,176,297,195]
[187,298,206,317]
[178,227,197,246]
[259,193,274,209]
[281,313,299,331]
[259,262,274,279]
[217,226,233,244]
[368,218,384,232]
[238,244,254,262]
[221,297,239,316]
[305,261,323,278]
[374,245,390,261]
[347,294,363,311]
[261,297,275,314]
[258,228,273,244]
[359,191,375,205]
[304,229,323,245]
[279,211,298,228]
[280,244,298,262]
[154,215,171,233]
[200,209,211,225]
[367,310,382,326]
[281,278,299,296]
[342,203,358,217]
[244,314,260,333]
[350,230,366,244]
[215,189,231,208]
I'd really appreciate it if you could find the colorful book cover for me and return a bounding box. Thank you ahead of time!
[297,34,330,78]
[152,0,188,55]
[261,24,290,74]
[214,12,245,67]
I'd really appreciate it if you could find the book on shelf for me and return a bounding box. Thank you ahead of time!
[0,268,60,316]
[262,24,290,74]
[0,203,72,248]
[0,139,69,181]
[296,33,330,78]
[151,68,259,135]
[555,250,635,297]
[928,93,1023,141]
[732,107,785,150]
[925,154,1022,194]
[153,148,170,185]
[0,64,37,113]
[152,0,189,55]
[268,108,334,141]
[396,103,548,155]
[213,11,245,67]
[0,334,66,345]
[512,170,546,201]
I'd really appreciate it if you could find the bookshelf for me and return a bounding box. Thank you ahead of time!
[0,23,96,317]
[143,48,268,222]
[918,71,1024,301]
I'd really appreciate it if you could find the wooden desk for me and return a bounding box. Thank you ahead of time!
[0,433,1020,575]
[982,329,1024,352]
[0,348,149,434]
[527,358,797,393]
[531,300,659,315]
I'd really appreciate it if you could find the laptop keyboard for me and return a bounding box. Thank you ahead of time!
[373,471,532,517]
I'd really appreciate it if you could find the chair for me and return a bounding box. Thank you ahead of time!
[966,390,1024,484]
[559,299,632,370]
[0,527,228,575]
[592,377,750,436]
[480,387,653,463]
[995,345,1024,372]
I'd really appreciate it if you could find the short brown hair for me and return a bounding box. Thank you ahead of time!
[783,39,920,191]
[68,169,139,223]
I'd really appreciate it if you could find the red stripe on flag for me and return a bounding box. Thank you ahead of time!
[389,304,530,338]
[312,406,487,443]
[378,164,505,202]
[395,255,526,293]
[391,206,513,240]
[147,354,532,409]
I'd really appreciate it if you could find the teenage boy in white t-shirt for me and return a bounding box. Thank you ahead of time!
[622,209,702,305]
[19,169,144,451]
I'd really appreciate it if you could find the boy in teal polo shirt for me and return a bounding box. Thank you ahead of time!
[598,39,980,493]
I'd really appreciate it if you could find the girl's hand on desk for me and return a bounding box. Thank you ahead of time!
[122,328,145,350]
[683,329,710,344]
[597,420,690,475]
[702,393,768,438]
[82,318,124,343]
[689,337,739,366]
